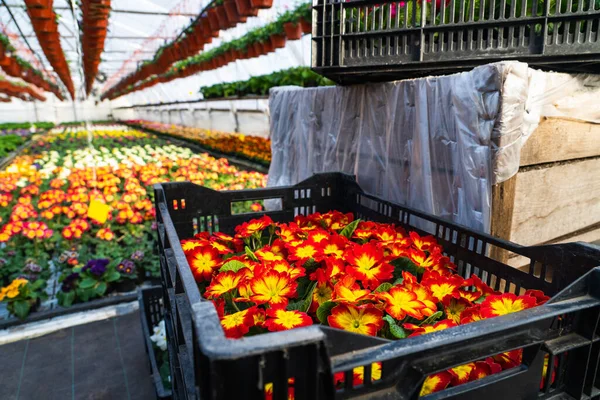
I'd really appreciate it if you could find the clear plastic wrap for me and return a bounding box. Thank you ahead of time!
[267,62,600,233]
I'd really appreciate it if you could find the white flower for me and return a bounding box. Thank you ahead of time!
[150,320,167,351]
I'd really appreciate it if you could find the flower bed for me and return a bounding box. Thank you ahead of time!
[180,211,553,397]
[0,125,266,321]
[127,119,271,166]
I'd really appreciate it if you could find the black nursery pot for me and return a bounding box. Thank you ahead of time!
[114,279,137,293]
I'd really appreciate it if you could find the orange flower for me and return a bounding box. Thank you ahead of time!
[311,282,333,310]
[206,270,251,298]
[444,297,471,324]
[344,243,394,289]
[420,372,452,396]
[460,305,484,324]
[525,289,550,305]
[480,293,537,318]
[328,303,383,336]
[287,241,319,263]
[377,286,426,320]
[187,246,223,281]
[235,215,273,238]
[409,231,438,252]
[256,246,285,262]
[181,239,205,254]
[448,363,476,386]
[469,358,502,381]
[264,308,312,332]
[220,307,256,339]
[404,319,457,337]
[333,276,373,304]
[408,248,438,269]
[250,270,297,307]
[422,274,465,302]
[492,349,523,370]
[307,229,329,244]
[268,260,306,280]
[315,234,348,261]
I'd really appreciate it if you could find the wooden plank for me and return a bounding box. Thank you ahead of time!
[490,175,517,263]
[520,118,600,167]
[510,224,600,269]
[510,157,600,246]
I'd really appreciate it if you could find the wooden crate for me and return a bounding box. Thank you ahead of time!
[490,117,600,268]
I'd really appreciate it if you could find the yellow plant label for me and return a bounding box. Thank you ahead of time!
[88,200,110,223]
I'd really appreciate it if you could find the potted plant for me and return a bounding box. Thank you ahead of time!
[235,0,259,17]
[0,278,46,319]
[283,20,303,40]
[298,4,312,34]
[207,7,221,33]
[250,0,273,10]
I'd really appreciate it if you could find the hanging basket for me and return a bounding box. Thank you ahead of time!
[283,22,303,40]
[270,34,286,49]
[300,17,311,34]
[235,0,258,17]
[27,7,54,19]
[249,0,273,9]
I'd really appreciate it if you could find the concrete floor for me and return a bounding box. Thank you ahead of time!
[0,311,156,400]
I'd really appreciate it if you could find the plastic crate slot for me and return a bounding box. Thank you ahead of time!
[180,199,186,210]
[192,217,198,235]
[173,199,178,210]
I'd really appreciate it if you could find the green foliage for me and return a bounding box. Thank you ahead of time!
[0,135,24,157]
[339,219,361,239]
[219,260,248,273]
[383,315,408,339]
[316,301,337,324]
[199,67,334,99]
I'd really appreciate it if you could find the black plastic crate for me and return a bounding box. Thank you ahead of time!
[311,0,600,83]
[153,172,600,400]
[138,286,172,399]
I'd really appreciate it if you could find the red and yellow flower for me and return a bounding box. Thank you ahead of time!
[264,308,312,332]
[187,246,223,281]
[420,372,452,396]
[404,319,458,337]
[328,303,383,336]
[480,293,537,318]
[344,243,394,289]
[250,270,297,307]
[220,307,256,339]
[377,286,427,320]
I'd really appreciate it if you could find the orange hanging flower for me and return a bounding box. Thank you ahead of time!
[344,243,394,289]
[479,293,537,318]
[264,308,312,332]
[376,286,426,320]
[404,319,457,337]
[420,372,452,397]
[328,303,383,336]
[220,307,256,339]
[250,270,297,307]
[187,246,223,281]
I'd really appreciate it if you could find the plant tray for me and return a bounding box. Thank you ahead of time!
[154,172,600,400]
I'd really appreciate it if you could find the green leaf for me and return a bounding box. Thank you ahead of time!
[105,271,120,283]
[96,282,107,296]
[339,219,361,239]
[390,257,423,278]
[419,311,443,326]
[245,246,258,261]
[474,296,486,304]
[374,282,393,293]
[219,260,248,273]
[286,300,304,311]
[12,300,31,320]
[58,291,75,307]
[79,277,97,289]
[383,315,408,339]
[32,279,45,290]
[316,301,337,324]
[300,281,317,312]
[392,277,404,286]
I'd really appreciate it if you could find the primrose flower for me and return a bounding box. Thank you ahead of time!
[235,215,273,238]
[83,259,109,277]
[420,372,452,396]
[220,307,256,339]
[327,304,383,336]
[187,246,223,282]
[480,293,537,318]
[264,309,312,332]
[344,243,394,289]
[250,270,297,307]
[377,286,426,320]
[206,269,251,299]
